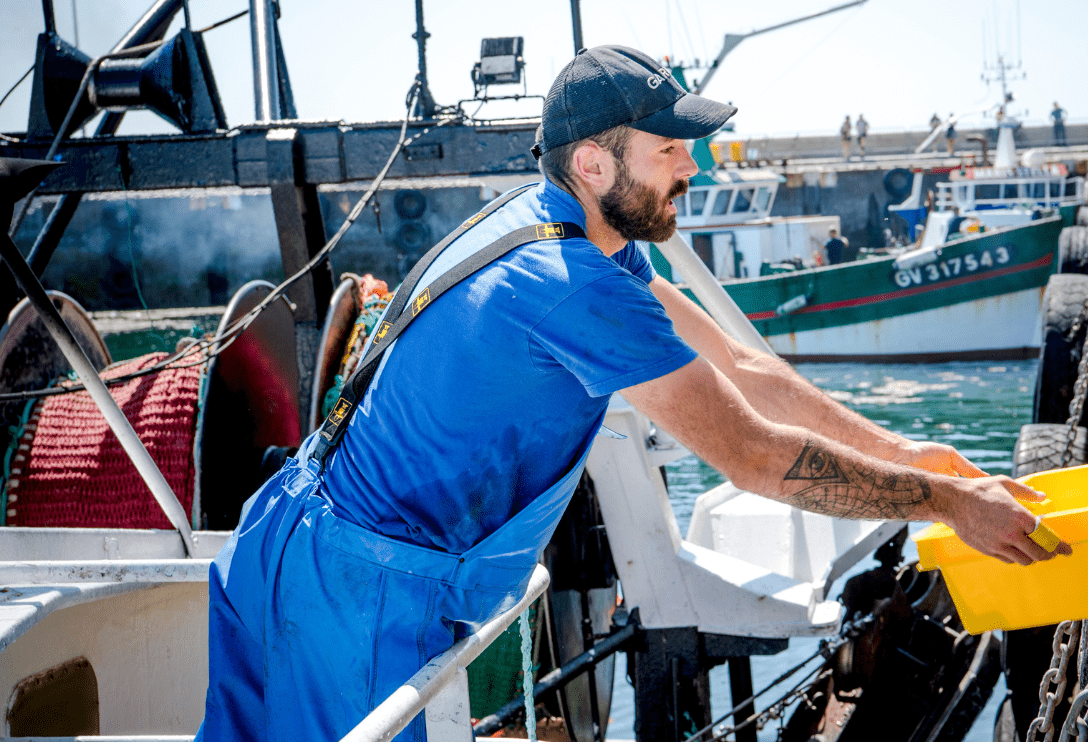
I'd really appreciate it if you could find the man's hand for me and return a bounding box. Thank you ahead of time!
[892,440,989,478]
[936,474,1073,565]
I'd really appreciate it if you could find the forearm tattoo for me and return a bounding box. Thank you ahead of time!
[782,441,931,519]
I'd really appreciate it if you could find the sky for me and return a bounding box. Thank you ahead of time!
[1,0,1086,142]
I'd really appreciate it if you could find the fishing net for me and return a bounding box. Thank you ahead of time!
[3,352,202,529]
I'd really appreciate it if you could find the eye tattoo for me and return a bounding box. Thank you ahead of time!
[781,441,931,519]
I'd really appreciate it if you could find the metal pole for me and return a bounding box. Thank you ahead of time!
[249,0,280,122]
[656,233,775,355]
[41,0,56,35]
[0,230,196,557]
[473,621,639,735]
[570,0,584,53]
[411,0,436,119]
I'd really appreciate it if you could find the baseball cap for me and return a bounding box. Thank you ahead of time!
[532,45,737,159]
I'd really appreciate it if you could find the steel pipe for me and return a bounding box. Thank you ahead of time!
[473,620,639,735]
[249,0,280,122]
[0,230,196,557]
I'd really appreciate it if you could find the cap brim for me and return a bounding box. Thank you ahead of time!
[630,94,737,141]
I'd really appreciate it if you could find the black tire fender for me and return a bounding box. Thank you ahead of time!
[1011,423,1087,477]
[1058,226,1088,274]
[1033,274,1088,428]
[883,168,913,202]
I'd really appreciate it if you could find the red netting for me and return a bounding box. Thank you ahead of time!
[6,353,202,529]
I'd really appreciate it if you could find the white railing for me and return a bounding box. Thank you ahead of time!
[2,562,549,742]
[340,564,551,742]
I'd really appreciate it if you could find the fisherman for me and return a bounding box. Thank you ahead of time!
[825,227,847,265]
[195,45,1069,742]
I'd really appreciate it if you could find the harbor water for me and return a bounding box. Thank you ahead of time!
[608,360,1039,742]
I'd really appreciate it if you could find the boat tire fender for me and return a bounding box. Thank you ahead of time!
[883,168,913,202]
[1011,423,1088,477]
[1033,274,1088,428]
[1058,226,1088,274]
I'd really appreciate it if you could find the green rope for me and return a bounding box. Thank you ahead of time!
[1,399,38,527]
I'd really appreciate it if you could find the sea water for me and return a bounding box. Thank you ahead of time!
[606,360,1039,742]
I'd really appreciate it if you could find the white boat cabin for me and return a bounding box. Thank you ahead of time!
[668,169,839,282]
[938,164,1085,229]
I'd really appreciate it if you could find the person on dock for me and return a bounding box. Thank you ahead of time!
[856,114,869,157]
[1052,102,1068,146]
[194,44,1071,742]
[946,116,957,155]
[840,114,852,159]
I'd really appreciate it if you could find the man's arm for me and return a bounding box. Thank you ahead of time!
[620,357,1069,564]
[649,276,982,477]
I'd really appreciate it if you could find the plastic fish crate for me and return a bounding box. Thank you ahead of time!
[913,465,1088,634]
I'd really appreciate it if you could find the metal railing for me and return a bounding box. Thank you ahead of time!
[340,564,551,742]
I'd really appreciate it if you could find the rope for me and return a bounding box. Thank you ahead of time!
[1,81,460,404]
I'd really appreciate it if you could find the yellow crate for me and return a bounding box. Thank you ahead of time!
[913,464,1088,634]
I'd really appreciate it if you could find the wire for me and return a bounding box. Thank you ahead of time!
[0,80,449,403]
[0,65,33,118]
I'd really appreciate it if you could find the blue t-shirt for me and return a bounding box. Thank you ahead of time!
[320,179,698,553]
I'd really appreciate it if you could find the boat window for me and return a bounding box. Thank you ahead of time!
[1065,181,1078,197]
[711,189,732,215]
[673,194,688,217]
[1003,183,1018,199]
[1051,182,1062,198]
[731,188,755,214]
[692,233,713,271]
[975,184,1000,200]
[956,185,969,201]
[754,187,771,212]
[1030,182,1046,199]
[690,189,708,215]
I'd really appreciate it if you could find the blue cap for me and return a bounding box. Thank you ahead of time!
[533,45,737,158]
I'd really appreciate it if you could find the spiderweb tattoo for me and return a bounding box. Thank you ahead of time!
[782,441,931,519]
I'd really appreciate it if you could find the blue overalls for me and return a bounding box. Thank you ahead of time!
[196,421,598,742]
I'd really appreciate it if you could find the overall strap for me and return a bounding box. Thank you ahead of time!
[309,188,586,465]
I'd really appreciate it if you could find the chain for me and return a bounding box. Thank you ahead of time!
[1061,299,1088,467]
[1027,621,1081,742]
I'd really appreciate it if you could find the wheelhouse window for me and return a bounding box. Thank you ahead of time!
[711,189,732,216]
[1002,183,1018,199]
[690,189,709,215]
[673,194,688,217]
[731,188,754,214]
[975,184,1000,200]
[1051,182,1062,198]
[754,187,772,212]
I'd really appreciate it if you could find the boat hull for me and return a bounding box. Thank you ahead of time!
[714,215,1064,362]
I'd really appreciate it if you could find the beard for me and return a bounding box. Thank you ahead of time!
[598,157,688,243]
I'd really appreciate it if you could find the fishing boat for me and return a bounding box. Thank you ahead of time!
[648,116,1085,362]
[0,3,1080,742]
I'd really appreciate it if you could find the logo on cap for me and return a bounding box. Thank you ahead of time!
[647,67,673,90]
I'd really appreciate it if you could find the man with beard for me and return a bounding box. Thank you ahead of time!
[196,45,1067,742]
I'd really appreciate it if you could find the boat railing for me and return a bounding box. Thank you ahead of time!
[935,177,1086,212]
[0,560,548,742]
[340,563,551,742]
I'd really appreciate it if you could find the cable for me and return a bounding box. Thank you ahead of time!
[0,65,33,118]
[0,81,449,403]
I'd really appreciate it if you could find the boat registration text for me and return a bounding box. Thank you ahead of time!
[892,246,1014,289]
